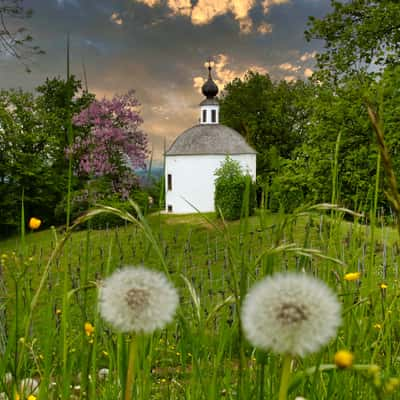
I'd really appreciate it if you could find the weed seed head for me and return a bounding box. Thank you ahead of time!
[98,266,179,333]
[241,273,341,357]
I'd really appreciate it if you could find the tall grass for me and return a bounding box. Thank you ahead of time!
[1,199,399,399]
[2,91,400,398]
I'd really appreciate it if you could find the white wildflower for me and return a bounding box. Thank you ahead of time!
[3,372,12,386]
[98,368,109,381]
[242,273,341,357]
[20,377,40,396]
[99,266,179,333]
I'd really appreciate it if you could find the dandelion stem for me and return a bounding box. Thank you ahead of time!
[278,354,292,400]
[125,335,137,400]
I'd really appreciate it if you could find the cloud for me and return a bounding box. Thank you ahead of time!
[262,0,291,15]
[238,16,253,34]
[167,0,192,17]
[284,75,296,82]
[300,51,316,62]
[257,22,273,34]
[136,0,159,6]
[193,54,268,93]
[110,12,123,25]
[304,68,313,78]
[279,62,300,72]
[56,0,80,7]
[135,0,257,33]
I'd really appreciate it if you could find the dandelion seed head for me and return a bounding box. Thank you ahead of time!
[19,378,39,397]
[98,368,109,381]
[99,266,178,333]
[242,273,341,357]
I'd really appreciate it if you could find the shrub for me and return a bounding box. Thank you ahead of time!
[214,157,256,220]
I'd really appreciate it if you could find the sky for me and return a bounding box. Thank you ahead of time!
[3,0,332,159]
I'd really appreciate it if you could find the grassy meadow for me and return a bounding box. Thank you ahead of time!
[0,204,400,399]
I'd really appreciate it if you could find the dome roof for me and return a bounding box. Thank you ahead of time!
[166,124,257,156]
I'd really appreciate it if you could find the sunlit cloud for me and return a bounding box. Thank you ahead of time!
[279,62,300,72]
[238,17,253,34]
[300,51,317,62]
[135,0,258,33]
[136,0,159,6]
[257,22,273,34]
[193,54,268,93]
[304,68,313,78]
[167,0,192,17]
[262,0,291,15]
[110,12,123,25]
[284,75,296,82]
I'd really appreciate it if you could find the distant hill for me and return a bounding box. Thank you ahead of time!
[135,166,164,187]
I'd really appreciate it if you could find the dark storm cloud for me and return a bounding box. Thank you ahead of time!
[1,0,332,158]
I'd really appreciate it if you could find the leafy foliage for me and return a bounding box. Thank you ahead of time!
[219,72,312,181]
[306,0,400,81]
[0,0,44,71]
[0,77,149,236]
[70,91,148,199]
[0,89,67,234]
[214,157,255,220]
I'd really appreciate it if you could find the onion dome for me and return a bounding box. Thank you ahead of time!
[201,65,219,99]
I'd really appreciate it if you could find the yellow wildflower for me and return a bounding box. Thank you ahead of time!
[344,272,361,281]
[334,350,354,369]
[28,217,41,230]
[15,394,20,400]
[55,309,62,315]
[380,283,388,289]
[84,322,95,337]
[28,396,37,400]
[373,323,382,330]
[385,377,400,393]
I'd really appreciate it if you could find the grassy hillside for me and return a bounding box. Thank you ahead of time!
[0,207,399,399]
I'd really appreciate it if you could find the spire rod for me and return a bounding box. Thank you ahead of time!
[207,57,212,78]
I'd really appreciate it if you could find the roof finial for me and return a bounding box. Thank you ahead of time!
[207,57,212,77]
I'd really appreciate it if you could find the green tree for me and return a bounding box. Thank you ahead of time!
[306,0,400,81]
[219,71,313,180]
[0,78,94,235]
[214,157,255,220]
[36,76,94,150]
[0,90,60,234]
[0,1,44,70]
[306,1,400,218]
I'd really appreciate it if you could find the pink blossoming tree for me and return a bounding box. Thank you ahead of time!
[70,90,148,198]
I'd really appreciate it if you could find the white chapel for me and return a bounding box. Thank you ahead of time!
[164,65,256,214]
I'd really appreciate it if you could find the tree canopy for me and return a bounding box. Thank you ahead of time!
[219,72,313,181]
[306,0,400,81]
[0,0,44,70]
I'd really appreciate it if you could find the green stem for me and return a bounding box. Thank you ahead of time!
[278,354,292,400]
[125,335,137,400]
[258,359,266,400]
